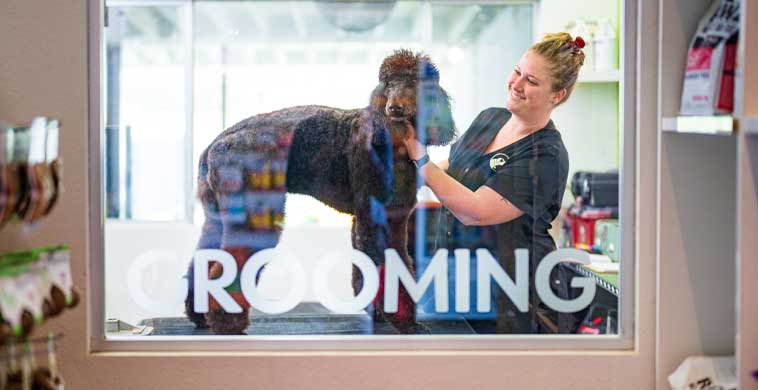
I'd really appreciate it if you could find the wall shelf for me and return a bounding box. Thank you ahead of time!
[742,116,758,135]
[577,69,620,83]
[658,1,758,389]
[661,115,737,136]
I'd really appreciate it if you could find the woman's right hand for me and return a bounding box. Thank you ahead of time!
[402,123,427,161]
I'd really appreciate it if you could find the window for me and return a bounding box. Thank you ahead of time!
[99,0,630,347]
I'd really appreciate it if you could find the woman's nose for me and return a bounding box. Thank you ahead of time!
[512,76,526,90]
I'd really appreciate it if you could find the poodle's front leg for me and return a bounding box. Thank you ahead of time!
[351,198,429,334]
[381,207,430,334]
[350,196,389,297]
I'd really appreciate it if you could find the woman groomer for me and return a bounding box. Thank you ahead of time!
[404,33,586,333]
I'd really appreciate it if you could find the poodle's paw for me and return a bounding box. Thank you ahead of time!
[373,304,430,334]
[205,308,250,335]
[388,318,431,335]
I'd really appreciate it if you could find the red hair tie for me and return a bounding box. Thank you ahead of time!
[574,36,586,49]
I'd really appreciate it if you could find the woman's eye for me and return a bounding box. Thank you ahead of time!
[528,79,538,86]
[514,69,521,76]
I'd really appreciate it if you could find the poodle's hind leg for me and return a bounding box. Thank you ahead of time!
[185,261,209,329]
[185,191,224,329]
[206,178,287,335]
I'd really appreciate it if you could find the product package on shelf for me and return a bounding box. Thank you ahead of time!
[0,246,78,341]
[680,0,740,115]
[668,356,736,390]
[0,118,62,230]
[1,333,64,390]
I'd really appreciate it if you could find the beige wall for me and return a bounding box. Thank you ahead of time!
[0,1,657,389]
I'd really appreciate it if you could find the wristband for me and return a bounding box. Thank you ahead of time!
[412,154,430,169]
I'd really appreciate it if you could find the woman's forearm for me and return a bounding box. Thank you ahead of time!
[417,161,485,225]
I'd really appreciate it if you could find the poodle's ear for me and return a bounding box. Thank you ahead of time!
[369,83,387,113]
[417,84,457,146]
[434,85,457,144]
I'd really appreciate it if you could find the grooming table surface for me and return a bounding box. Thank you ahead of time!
[139,302,478,335]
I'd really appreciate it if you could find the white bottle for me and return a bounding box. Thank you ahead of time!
[566,18,594,71]
[594,18,617,71]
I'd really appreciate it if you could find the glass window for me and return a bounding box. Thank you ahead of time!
[103,0,626,341]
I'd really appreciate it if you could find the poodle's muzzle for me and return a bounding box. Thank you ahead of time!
[383,78,456,147]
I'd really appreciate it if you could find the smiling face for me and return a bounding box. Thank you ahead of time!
[505,50,566,119]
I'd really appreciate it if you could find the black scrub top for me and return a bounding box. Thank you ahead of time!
[435,107,569,269]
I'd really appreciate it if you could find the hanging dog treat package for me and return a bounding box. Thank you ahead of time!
[680,0,740,115]
[44,246,79,310]
[43,120,61,216]
[0,123,11,224]
[0,259,38,339]
[0,126,26,228]
[22,117,55,226]
[0,117,62,230]
[1,334,65,390]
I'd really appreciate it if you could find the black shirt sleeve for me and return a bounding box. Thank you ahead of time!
[482,141,566,220]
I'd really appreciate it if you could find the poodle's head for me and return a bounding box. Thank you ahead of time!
[370,49,457,147]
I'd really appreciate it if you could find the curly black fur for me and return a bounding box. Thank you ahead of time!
[185,50,456,335]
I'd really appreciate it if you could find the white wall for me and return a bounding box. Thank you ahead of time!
[536,0,619,39]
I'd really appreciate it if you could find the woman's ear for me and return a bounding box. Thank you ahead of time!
[552,88,567,105]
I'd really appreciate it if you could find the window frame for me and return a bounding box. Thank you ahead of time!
[88,0,637,353]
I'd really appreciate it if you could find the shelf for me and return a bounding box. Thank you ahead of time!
[742,116,758,135]
[661,115,736,136]
[577,69,620,83]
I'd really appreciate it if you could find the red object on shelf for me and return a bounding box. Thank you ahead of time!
[566,213,597,246]
[565,206,615,247]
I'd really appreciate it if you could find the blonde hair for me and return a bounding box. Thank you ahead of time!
[529,32,586,105]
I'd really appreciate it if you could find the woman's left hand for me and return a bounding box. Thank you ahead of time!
[402,123,427,161]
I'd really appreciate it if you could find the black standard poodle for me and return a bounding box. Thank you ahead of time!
[185,49,457,335]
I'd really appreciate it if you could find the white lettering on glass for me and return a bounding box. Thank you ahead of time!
[384,249,449,313]
[126,249,188,313]
[535,248,596,313]
[312,249,379,314]
[239,248,307,314]
[192,249,242,313]
[126,247,598,315]
[476,248,529,313]
[454,249,470,313]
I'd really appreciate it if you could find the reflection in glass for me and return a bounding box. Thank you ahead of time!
[103,1,621,338]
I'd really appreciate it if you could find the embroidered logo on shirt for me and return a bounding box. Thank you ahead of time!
[489,152,510,172]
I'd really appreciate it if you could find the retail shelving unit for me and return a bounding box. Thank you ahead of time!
[735,0,758,387]
[657,1,757,389]
[578,69,621,83]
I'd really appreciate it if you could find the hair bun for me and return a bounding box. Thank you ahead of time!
[574,36,586,49]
